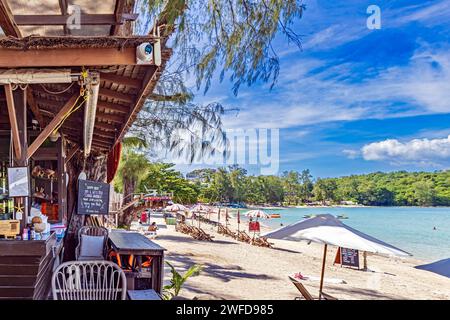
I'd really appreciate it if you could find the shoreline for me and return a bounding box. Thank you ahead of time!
[152,215,450,300]
[241,204,450,210]
[202,208,446,264]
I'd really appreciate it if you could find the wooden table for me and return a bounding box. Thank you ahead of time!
[108,231,166,293]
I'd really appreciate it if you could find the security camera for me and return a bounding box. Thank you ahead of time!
[136,42,162,66]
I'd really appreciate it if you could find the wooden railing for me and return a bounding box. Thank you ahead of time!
[106,191,173,228]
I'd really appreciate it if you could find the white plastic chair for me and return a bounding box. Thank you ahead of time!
[52,260,127,300]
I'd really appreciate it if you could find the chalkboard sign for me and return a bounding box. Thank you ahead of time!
[77,180,110,215]
[340,247,360,268]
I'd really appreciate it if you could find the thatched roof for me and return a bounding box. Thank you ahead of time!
[0,35,161,50]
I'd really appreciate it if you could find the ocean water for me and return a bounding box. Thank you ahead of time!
[249,207,450,262]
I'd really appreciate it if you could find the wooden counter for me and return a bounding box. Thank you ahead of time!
[0,233,59,300]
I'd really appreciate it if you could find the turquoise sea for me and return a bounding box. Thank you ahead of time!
[249,207,450,262]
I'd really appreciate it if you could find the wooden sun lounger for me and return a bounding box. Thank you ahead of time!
[218,223,227,235]
[197,227,214,241]
[225,226,238,238]
[187,226,214,241]
[251,236,273,248]
[237,231,252,243]
[288,277,338,300]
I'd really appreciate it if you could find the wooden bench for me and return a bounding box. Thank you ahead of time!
[127,289,162,300]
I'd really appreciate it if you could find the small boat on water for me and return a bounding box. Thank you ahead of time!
[270,213,281,218]
[336,214,349,219]
[303,214,316,219]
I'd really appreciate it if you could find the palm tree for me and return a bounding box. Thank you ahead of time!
[115,137,151,227]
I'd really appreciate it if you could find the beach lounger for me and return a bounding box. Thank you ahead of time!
[289,276,338,300]
[252,236,273,248]
[218,223,227,235]
[189,226,214,241]
[197,227,214,241]
[225,226,238,238]
[237,231,252,243]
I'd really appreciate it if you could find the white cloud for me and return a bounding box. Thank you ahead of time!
[343,149,360,159]
[219,44,450,131]
[360,135,450,165]
[394,1,450,27]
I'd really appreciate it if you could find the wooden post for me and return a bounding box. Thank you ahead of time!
[11,88,28,230]
[4,84,22,160]
[319,244,328,300]
[217,207,220,232]
[363,251,368,271]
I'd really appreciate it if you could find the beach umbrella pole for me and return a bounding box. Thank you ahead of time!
[319,244,328,300]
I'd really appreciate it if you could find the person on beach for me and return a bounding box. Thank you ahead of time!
[148,222,158,232]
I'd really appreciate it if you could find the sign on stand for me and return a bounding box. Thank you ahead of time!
[334,247,360,269]
[77,180,110,215]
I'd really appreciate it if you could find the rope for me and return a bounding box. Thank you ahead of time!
[53,70,90,134]
[53,93,88,134]
[39,82,75,95]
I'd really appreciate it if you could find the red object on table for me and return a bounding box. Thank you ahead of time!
[249,221,260,232]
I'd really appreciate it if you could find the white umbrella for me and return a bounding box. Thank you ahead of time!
[245,210,270,219]
[165,204,188,212]
[191,204,212,213]
[263,214,410,299]
[190,204,212,227]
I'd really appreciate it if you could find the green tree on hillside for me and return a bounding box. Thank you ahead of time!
[313,178,337,204]
[413,180,436,206]
[299,169,314,203]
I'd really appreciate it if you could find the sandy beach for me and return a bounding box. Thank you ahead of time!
[148,215,450,300]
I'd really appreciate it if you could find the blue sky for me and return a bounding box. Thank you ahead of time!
[167,0,450,178]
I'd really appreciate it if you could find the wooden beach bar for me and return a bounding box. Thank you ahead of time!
[0,0,171,299]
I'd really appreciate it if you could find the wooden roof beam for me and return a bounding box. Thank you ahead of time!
[35,96,125,123]
[27,89,45,127]
[94,122,118,132]
[99,88,135,104]
[0,0,21,37]
[97,101,130,114]
[35,93,131,114]
[58,0,69,35]
[115,66,158,144]
[0,47,137,67]
[93,135,114,144]
[100,72,142,89]
[14,14,138,26]
[111,0,126,35]
[27,94,79,160]
[4,84,22,159]
[55,116,117,132]
[91,143,110,151]
[96,113,124,123]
